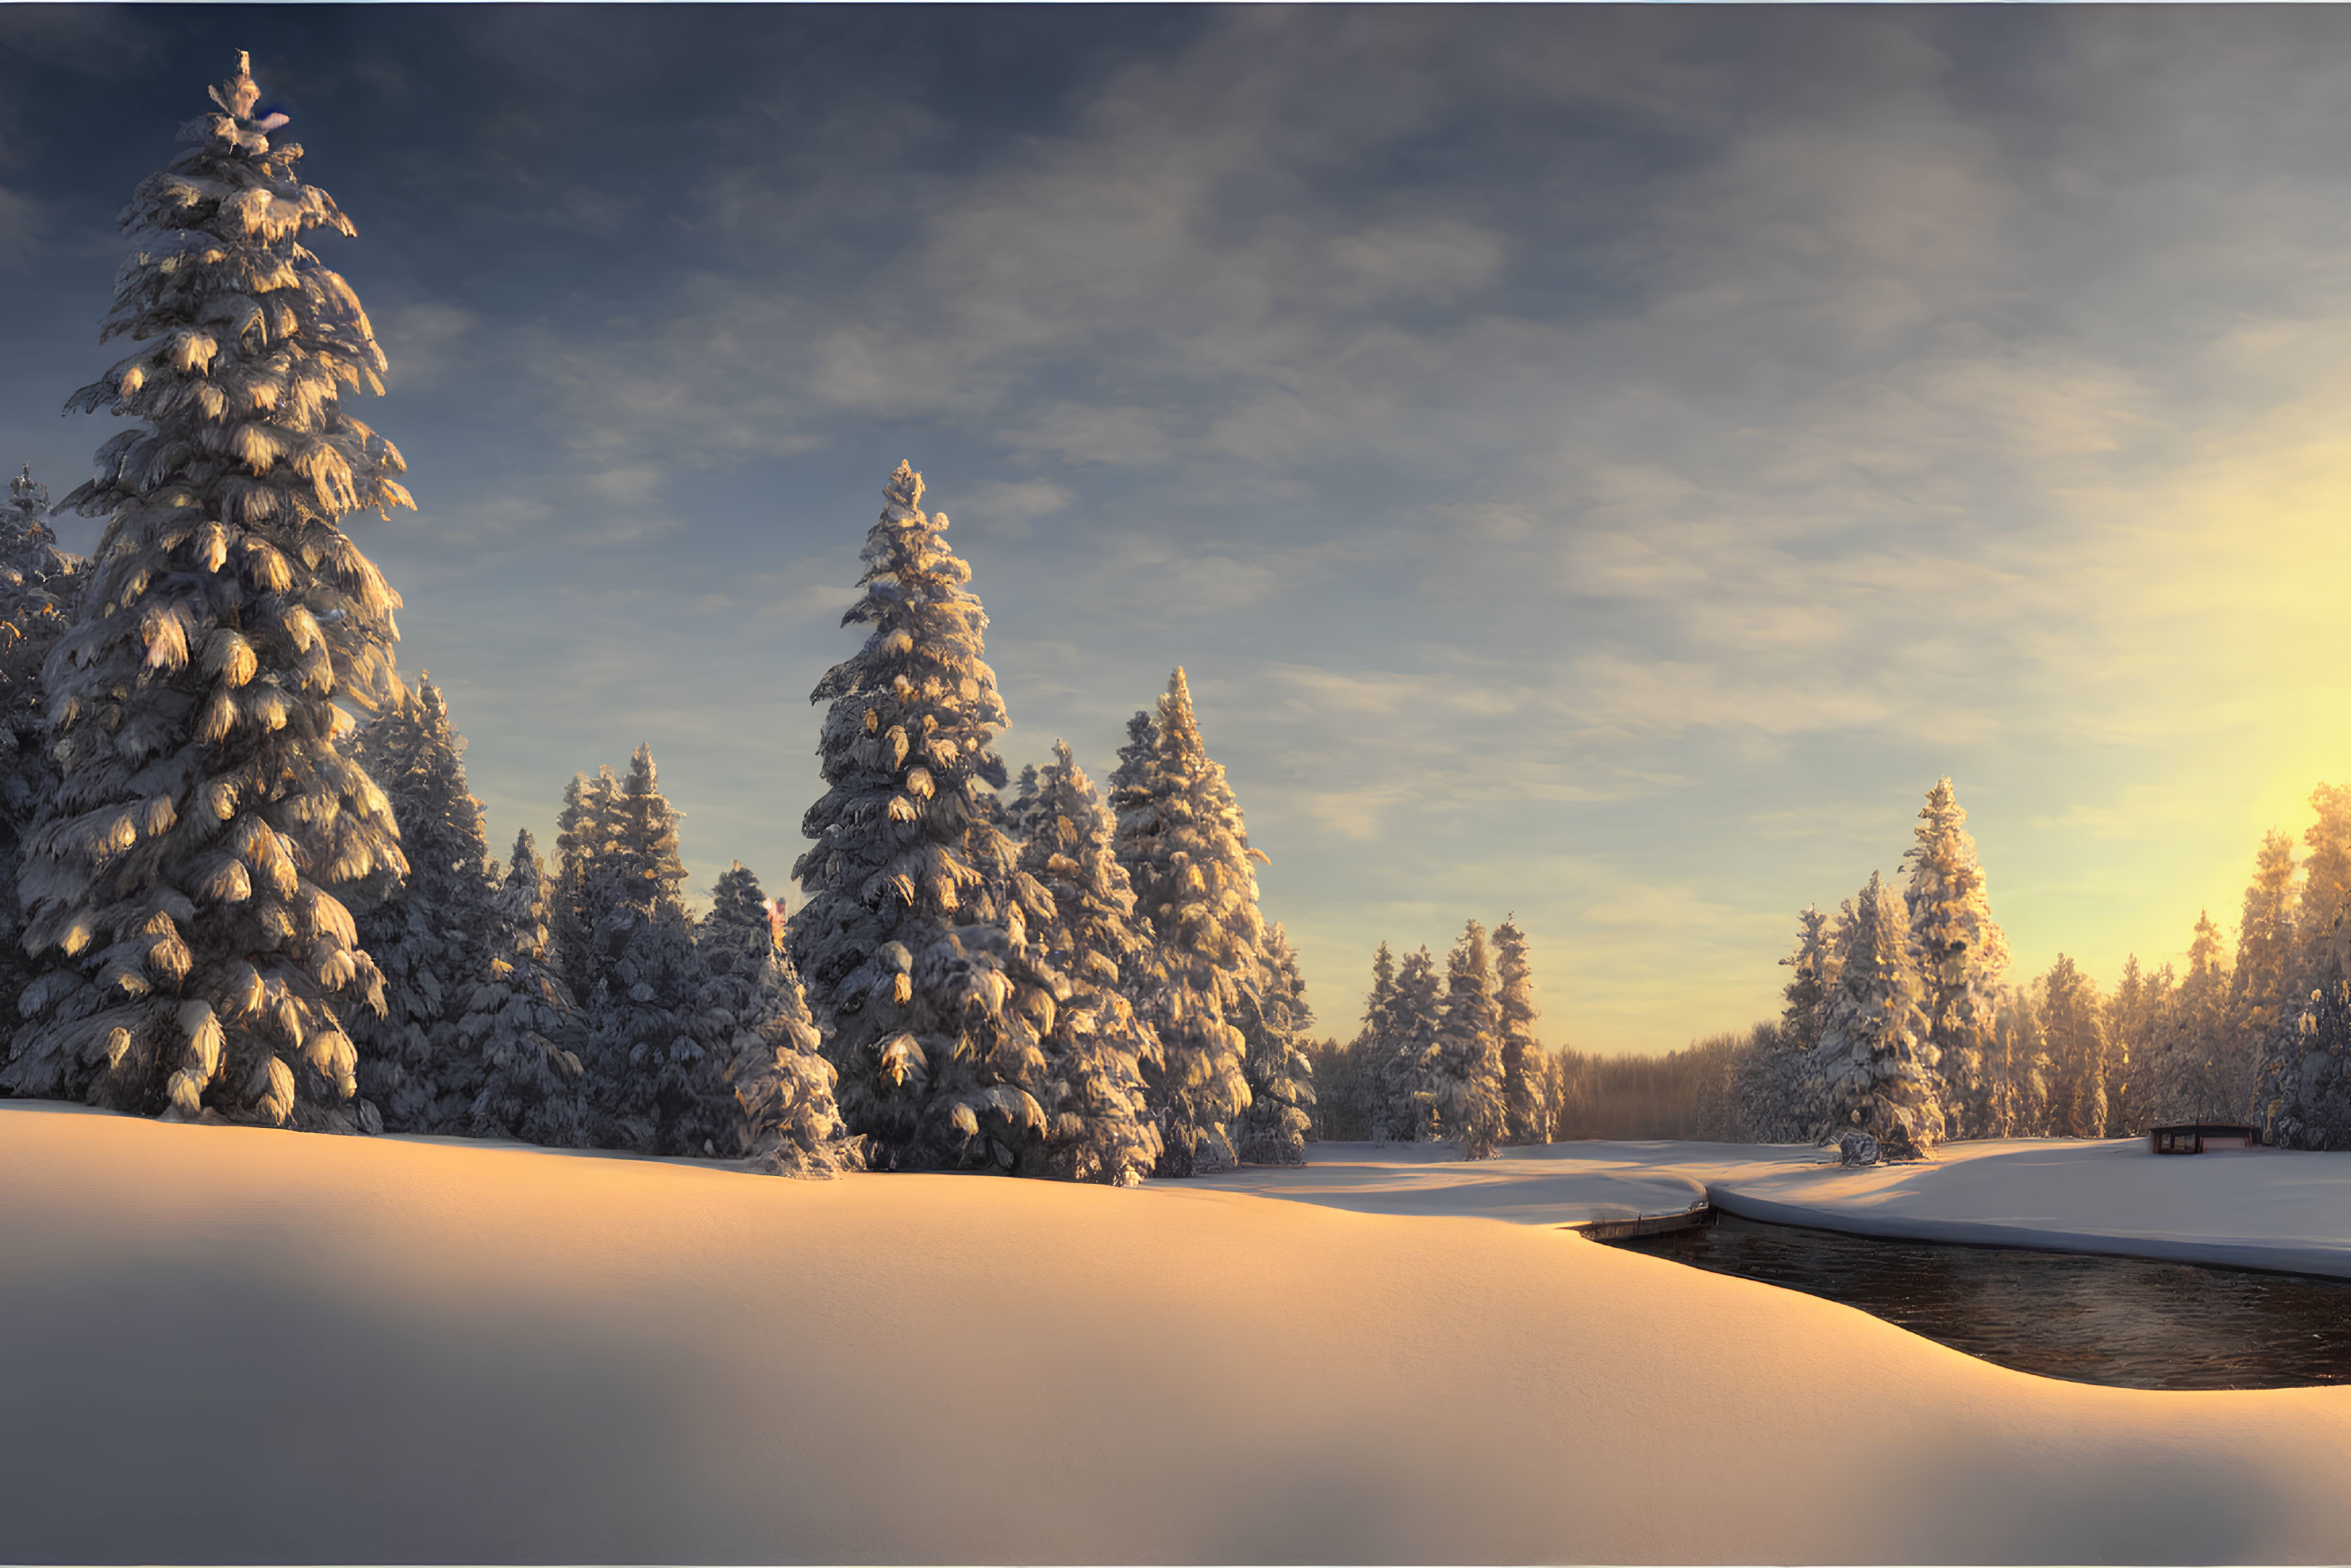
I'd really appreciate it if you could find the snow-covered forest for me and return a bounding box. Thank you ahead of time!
[8,48,2351,1183]
[0,54,1334,1183]
[1328,777,2351,1155]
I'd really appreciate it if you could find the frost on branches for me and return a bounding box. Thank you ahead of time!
[461,829,588,1145]
[1010,741,1163,1183]
[701,863,859,1177]
[1432,920,1506,1158]
[1492,916,1550,1145]
[790,462,1060,1173]
[1376,945,1444,1143]
[1902,779,2008,1138]
[1355,941,1398,1141]
[552,765,619,1009]
[577,745,729,1153]
[4,55,411,1127]
[1818,872,1943,1160]
[1235,922,1315,1167]
[1112,668,1263,1177]
[0,465,84,1064]
[347,675,498,1131]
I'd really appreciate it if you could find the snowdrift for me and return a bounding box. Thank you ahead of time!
[6,1102,2351,1564]
[1708,1136,2351,1277]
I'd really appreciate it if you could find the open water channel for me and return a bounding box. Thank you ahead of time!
[1608,1212,2351,1390]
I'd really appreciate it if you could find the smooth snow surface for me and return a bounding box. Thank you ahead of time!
[1709,1137,2351,1278]
[1208,1138,2351,1278]
[9,1104,2351,1564]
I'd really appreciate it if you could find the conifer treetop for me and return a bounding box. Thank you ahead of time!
[5,53,411,1126]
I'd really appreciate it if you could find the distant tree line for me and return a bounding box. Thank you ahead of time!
[1533,779,2351,1155]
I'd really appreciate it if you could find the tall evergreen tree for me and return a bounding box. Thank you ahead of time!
[2259,787,2351,1146]
[1355,941,1398,1141]
[698,861,859,1176]
[551,766,620,1006]
[1817,872,1942,1159]
[2039,954,2109,1137]
[347,674,498,1131]
[1235,922,1317,1166]
[1433,919,1507,1158]
[2102,954,2170,1139]
[578,744,725,1153]
[1902,778,2008,1140]
[1777,905,1836,1054]
[2290,785,2351,998]
[1010,740,1163,1184]
[2229,829,2297,1115]
[788,462,1057,1173]
[1493,916,1550,1145]
[1112,667,1263,1177]
[1107,709,1155,799]
[4,54,410,1127]
[1991,984,2048,1137]
[0,464,84,1071]
[1001,762,1045,846]
[2144,911,2233,1124]
[1741,904,1840,1143]
[461,828,588,1145]
[1376,944,1444,1143]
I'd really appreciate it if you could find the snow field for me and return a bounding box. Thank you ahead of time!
[8,1103,2351,1564]
[1208,1137,2351,1278]
[1709,1136,2351,1278]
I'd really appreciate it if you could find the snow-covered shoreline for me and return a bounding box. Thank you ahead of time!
[1203,1136,2351,1277]
[10,1103,2351,1563]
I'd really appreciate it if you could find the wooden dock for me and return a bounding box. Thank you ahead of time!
[1570,1205,1714,1241]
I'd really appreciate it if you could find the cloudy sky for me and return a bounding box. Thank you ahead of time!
[7,5,2351,1054]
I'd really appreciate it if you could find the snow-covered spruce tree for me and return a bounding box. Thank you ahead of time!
[2229,829,2296,1111]
[1902,778,2008,1141]
[551,766,620,1006]
[4,55,413,1126]
[1432,920,1507,1159]
[0,465,86,1070]
[1112,667,1263,1177]
[1817,872,1942,1159]
[1009,741,1163,1184]
[1376,944,1444,1143]
[346,673,498,1131]
[1107,709,1155,800]
[2264,962,2351,1150]
[790,462,1060,1173]
[1356,941,1397,1141]
[2291,785,2351,999]
[2102,954,2169,1140]
[696,861,859,1176]
[1992,984,2048,1137]
[1001,762,1045,846]
[578,744,726,1153]
[2258,787,2351,1144]
[1235,922,1316,1165]
[461,828,589,1145]
[1493,916,1550,1145]
[2140,910,2227,1124]
[1740,905,1838,1142]
[2037,954,2108,1137]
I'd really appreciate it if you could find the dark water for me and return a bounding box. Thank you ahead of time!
[1609,1213,2351,1390]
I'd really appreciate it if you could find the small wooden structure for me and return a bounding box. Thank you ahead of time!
[2148,1121,2261,1155]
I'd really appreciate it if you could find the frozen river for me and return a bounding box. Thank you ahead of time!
[1611,1212,2351,1390]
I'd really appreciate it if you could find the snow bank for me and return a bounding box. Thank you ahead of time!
[1185,1137,1808,1225]
[1208,1138,2351,1280]
[1708,1137,2351,1278]
[7,1102,2351,1564]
